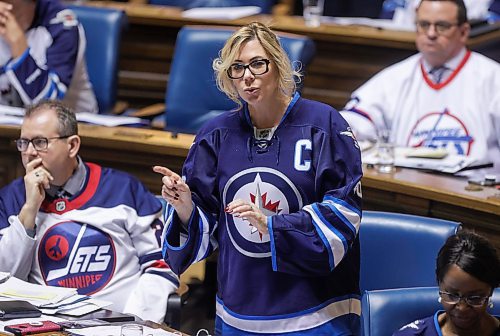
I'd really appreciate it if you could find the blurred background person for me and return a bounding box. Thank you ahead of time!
[394,231,500,335]
[340,0,500,174]
[0,0,97,113]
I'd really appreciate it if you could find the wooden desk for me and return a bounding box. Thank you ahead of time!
[85,2,500,110]
[1,124,499,248]
[0,309,188,336]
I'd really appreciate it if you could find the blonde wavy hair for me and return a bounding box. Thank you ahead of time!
[212,22,302,109]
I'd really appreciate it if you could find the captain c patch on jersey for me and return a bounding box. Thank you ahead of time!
[38,221,116,295]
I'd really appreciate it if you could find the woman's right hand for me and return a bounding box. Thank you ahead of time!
[153,166,194,224]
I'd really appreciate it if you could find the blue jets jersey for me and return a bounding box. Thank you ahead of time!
[162,93,363,335]
[0,0,97,113]
[0,163,178,323]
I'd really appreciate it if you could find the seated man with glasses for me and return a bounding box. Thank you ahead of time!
[0,100,178,323]
[340,0,500,174]
[393,231,500,335]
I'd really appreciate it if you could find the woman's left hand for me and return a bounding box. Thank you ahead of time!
[226,199,268,235]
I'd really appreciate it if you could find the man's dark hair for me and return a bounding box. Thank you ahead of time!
[418,0,468,25]
[25,100,78,137]
[436,231,500,291]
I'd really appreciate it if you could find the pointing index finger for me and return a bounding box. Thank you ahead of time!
[153,165,174,176]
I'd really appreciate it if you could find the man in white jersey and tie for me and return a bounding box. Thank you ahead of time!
[340,0,500,174]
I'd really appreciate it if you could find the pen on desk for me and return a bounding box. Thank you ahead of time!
[39,295,90,308]
[0,273,10,284]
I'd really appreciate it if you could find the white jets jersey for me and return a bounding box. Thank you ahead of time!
[0,163,178,323]
[341,50,500,172]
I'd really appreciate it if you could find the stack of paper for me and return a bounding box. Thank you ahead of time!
[182,6,261,20]
[0,272,9,284]
[70,325,180,336]
[0,277,76,306]
[76,112,149,127]
[362,147,486,174]
[0,105,149,127]
[0,277,111,316]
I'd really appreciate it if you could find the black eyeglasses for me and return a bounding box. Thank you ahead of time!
[227,59,271,79]
[15,136,71,152]
[416,20,460,34]
[439,291,490,307]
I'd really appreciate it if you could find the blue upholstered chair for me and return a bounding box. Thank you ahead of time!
[360,211,461,292]
[361,286,500,336]
[164,25,316,134]
[69,6,127,114]
[147,0,275,14]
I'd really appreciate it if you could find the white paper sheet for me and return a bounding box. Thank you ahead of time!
[0,277,77,306]
[70,324,182,336]
[321,16,416,31]
[76,112,148,127]
[362,147,483,173]
[182,6,261,20]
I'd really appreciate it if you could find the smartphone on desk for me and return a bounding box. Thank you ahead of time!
[468,177,499,187]
[4,320,62,335]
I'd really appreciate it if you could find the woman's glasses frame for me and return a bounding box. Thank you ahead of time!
[439,290,491,307]
[227,59,271,79]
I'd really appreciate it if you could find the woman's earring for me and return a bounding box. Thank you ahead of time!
[438,297,442,303]
[488,299,494,308]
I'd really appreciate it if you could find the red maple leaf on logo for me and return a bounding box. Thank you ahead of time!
[248,192,281,241]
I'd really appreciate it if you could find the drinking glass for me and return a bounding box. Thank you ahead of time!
[120,323,143,336]
[302,0,324,27]
[377,129,395,173]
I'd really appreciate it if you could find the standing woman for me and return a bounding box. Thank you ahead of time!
[155,22,363,335]
[394,231,500,335]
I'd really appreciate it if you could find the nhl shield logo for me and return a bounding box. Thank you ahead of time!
[55,201,66,212]
[223,167,302,258]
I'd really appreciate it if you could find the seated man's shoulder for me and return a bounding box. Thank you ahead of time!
[469,51,500,71]
[38,0,79,30]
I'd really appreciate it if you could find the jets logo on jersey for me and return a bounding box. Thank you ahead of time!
[49,9,78,28]
[39,221,116,295]
[340,127,359,149]
[223,167,303,258]
[407,109,473,155]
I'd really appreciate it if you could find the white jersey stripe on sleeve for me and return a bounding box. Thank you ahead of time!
[304,205,346,269]
[193,207,211,263]
[323,197,361,234]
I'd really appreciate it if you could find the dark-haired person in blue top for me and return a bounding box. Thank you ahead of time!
[394,231,500,336]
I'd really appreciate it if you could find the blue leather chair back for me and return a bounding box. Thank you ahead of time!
[69,6,127,114]
[165,26,315,134]
[148,0,274,14]
[362,286,500,336]
[360,211,461,292]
